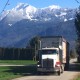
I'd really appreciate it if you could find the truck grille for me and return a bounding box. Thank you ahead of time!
[42,58,53,68]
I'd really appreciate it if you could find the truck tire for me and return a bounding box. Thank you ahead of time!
[57,71,60,76]
[61,68,63,73]
[56,66,62,76]
[61,65,64,73]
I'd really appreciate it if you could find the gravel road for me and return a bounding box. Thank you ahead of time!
[12,58,80,80]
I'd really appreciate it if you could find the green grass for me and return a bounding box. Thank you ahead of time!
[0,66,21,80]
[0,60,37,65]
[0,60,37,80]
[0,65,37,80]
[75,75,80,80]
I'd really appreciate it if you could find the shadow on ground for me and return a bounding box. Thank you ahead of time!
[4,62,80,76]
[4,65,37,76]
[67,61,80,72]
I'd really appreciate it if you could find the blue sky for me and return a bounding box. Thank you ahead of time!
[0,0,80,13]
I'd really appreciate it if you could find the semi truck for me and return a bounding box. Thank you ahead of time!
[37,36,70,75]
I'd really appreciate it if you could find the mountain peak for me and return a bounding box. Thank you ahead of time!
[0,3,76,22]
[48,5,61,9]
[12,3,37,13]
[14,3,29,10]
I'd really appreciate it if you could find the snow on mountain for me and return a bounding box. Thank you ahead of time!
[12,3,37,20]
[0,3,76,22]
[0,3,77,49]
[48,5,61,9]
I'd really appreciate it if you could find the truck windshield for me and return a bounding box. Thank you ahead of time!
[40,50,58,54]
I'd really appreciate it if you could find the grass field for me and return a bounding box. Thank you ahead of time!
[0,60,37,65]
[0,66,21,80]
[0,66,37,80]
[75,75,80,80]
[0,60,37,80]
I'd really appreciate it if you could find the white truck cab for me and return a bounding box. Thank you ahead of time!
[37,47,64,75]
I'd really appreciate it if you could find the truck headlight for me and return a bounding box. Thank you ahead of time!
[37,65,40,67]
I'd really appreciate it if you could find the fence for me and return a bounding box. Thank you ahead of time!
[0,48,35,60]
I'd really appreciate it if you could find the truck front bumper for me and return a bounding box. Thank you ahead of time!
[37,67,60,72]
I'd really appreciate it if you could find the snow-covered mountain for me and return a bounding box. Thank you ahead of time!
[0,3,77,49]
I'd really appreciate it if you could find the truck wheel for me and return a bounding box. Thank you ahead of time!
[61,68,63,73]
[61,66,64,73]
[57,71,60,76]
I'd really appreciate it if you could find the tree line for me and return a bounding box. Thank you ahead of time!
[0,48,35,60]
[75,7,80,62]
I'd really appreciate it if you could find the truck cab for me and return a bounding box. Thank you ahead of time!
[37,47,64,75]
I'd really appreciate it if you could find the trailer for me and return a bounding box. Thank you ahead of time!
[37,36,70,75]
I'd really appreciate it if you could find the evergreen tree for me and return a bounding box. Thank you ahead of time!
[29,36,40,50]
[75,7,80,62]
[29,36,40,61]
